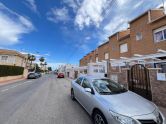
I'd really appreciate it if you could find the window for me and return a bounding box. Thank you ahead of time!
[104,53,109,60]
[92,79,127,95]
[154,26,166,42]
[82,78,91,88]
[96,57,98,62]
[164,29,166,39]
[94,69,98,73]
[1,56,8,61]
[120,43,128,53]
[136,32,142,41]
[75,77,83,85]
[154,31,164,42]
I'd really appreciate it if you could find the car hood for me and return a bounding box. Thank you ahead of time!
[100,91,155,117]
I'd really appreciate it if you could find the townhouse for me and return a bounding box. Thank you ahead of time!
[109,29,131,60]
[130,8,166,56]
[79,8,166,107]
[80,8,166,69]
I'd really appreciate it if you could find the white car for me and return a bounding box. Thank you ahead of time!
[71,75,165,124]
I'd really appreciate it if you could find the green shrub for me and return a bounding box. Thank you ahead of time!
[0,65,24,77]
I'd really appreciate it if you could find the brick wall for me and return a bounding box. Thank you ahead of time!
[109,68,129,88]
[98,42,109,61]
[149,69,166,107]
[119,36,131,58]
[150,9,165,21]
[130,10,166,56]
[109,34,120,59]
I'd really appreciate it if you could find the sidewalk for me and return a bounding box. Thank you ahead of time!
[0,78,26,86]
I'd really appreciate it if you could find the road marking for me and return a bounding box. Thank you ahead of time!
[0,80,34,93]
[1,89,9,92]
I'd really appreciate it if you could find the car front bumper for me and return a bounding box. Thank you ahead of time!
[107,111,165,124]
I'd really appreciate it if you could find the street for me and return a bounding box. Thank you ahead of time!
[0,74,92,124]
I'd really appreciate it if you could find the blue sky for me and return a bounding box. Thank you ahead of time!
[0,0,165,68]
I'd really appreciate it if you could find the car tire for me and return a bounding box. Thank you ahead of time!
[71,89,75,100]
[93,110,107,124]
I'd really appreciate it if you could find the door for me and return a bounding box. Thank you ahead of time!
[80,78,94,113]
[128,64,152,100]
[74,77,83,102]
[74,71,78,79]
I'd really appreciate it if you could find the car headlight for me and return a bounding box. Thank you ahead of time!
[153,108,159,117]
[153,108,163,124]
[109,110,137,124]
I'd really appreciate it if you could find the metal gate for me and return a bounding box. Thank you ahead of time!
[128,64,152,100]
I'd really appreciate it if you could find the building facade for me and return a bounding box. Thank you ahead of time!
[80,8,166,67]
[130,9,166,56]
[79,8,166,107]
[0,49,27,67]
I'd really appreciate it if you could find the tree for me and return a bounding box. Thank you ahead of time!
[39,57,45,63]
[29,55,36,68]
[35,64,41,72]
[44,62,47,72]
[48,67,52,71]
[39,57,45,69]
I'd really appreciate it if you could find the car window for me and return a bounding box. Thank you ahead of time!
[75,77,83,85]
[82,78,91,88]
[92,79,127,95]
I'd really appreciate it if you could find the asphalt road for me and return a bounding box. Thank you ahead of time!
[0,74,92,124]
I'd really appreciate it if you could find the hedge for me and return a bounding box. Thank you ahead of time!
[0,65,24,77]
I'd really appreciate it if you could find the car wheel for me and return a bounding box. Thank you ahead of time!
[71,89,75,100]
[93,110,107,124]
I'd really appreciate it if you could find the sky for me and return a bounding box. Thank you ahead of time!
[0,0,165,69]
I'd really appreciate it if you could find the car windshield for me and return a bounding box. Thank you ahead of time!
[92,79,127,95]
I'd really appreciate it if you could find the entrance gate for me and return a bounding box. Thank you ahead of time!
[128,64,152,100]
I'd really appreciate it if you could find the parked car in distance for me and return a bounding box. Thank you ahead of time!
[36,72,42,77]
[27,72,39,79]
[71,75,165,124]
[57,73,64,78]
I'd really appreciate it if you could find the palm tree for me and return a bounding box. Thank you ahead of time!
[27,54,31,67]
[44,62,47,72]
[39,57,45,64]
[29,55,36,68]
[39,57,45,70]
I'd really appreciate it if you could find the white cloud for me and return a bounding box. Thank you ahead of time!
[0,3,34,46]
[117,0,131,6]
[44,53,50,56]
[24,0,38,14]
[103,15,129,36]
[20,51,41,57]
[47,7,70,23]
[63,0,79,12]
[75,0,108,29]
[133,0,144,9]
[85,36,90,40]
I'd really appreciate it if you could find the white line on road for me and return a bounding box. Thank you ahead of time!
[0,80,33,93]
[1,89,9,92]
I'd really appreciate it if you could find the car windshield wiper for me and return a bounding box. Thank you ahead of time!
[99,91,112,95]
[111,89,127,94]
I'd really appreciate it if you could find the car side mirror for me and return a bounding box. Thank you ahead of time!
[85,88,92,93]
[120,84,124,88]
[85,88,95,94]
